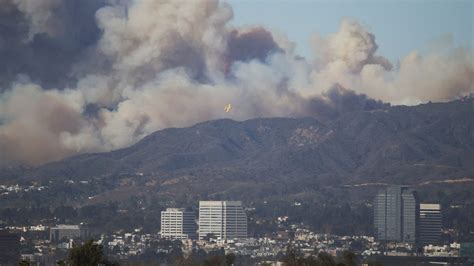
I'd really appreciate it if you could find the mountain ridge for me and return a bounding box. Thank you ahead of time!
[4,99,474,198]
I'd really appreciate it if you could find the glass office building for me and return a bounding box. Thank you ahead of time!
[374,186,419,243]
[419,203,442,245]
[199,201,247,240]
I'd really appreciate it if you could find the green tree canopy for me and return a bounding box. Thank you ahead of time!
[68,240,116,266]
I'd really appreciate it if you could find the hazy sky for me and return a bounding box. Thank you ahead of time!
[228,0,473,62]
[1,0,472,166]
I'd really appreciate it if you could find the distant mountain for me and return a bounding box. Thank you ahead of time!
[6,98,474,199]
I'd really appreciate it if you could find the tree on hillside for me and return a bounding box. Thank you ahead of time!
[68,240,117,266]
[342,251,357,266]
[225,253,236,266]
[282,246,360,266]
[316,252,336,266]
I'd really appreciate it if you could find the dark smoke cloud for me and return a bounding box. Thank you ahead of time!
[0,0,472,166]
[0,0,106,89]
[227,27,281,63]
[306,84,390,121]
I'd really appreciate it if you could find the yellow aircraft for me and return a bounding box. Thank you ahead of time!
[224,103,232,113]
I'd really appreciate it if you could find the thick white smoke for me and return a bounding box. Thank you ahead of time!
[0,0,472,166]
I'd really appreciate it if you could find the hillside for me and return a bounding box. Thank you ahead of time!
[2,98,470,199]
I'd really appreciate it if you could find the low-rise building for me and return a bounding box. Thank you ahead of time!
[50,224,88,242]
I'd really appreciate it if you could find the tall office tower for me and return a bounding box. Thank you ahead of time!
[374,186,419,243]
[199,201,247,240]
[419,203,442,245]
[160,208,197,240]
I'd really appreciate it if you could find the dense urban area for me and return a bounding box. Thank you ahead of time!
[1,183,474,265]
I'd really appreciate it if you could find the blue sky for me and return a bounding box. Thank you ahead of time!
[227,0,473,63]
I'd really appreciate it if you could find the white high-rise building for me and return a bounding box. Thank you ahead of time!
[160,208,197,240]
[198,201,247,240]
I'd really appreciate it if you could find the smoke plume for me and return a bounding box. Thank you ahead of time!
[0,0,472,166]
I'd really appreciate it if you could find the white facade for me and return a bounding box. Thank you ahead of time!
[160,208,196,240]
[198,201,247,240]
